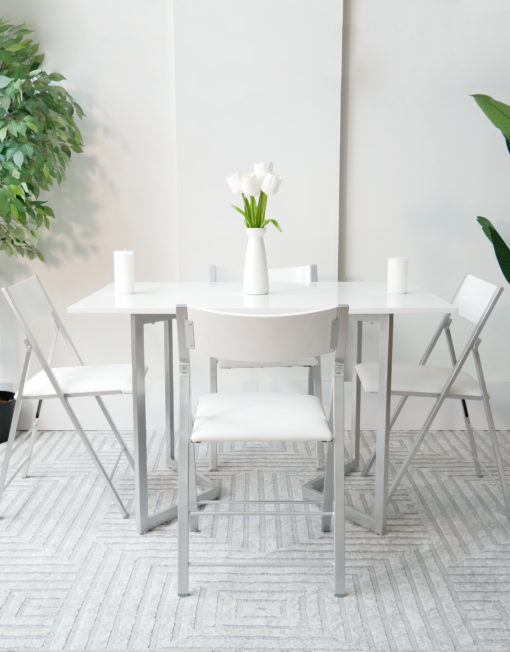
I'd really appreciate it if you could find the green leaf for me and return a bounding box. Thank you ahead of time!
[477,216,510,283]
[10,184,24,196]
[13,150,23,167]
[262,218,283,232]
[250,196,257,225]
[7,122,18,137]
[242,194,252,226]
[0,127,6,142]
[472,94,510,143]
[0,74,11,88]
[231,204,246,217]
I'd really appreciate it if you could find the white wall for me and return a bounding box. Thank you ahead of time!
[343,0,510,427]
[1,1,509,431]
[0,0,179,429]
[173,0,342,281]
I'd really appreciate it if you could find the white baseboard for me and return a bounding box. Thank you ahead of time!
[12,374,510,433]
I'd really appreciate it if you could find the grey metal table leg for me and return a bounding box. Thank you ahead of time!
[131,314,220,535]
[303,314,394,536]
[372,314,393,535]
[164,317,175,466]
[351,319,362,470]
[132,315,150,534]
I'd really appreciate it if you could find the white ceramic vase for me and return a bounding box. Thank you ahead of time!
[243,228,269,295]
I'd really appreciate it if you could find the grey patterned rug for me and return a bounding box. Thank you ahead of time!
[1,428,510,651]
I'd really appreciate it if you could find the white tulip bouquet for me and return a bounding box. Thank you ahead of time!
[226,162,282,231]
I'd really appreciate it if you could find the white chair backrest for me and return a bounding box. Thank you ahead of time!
[2,275,81,367]
[452,274,502,325]
[268,265,318,284]
[3,276,55,326]
[177,305,348,364]
[209,264,318,284]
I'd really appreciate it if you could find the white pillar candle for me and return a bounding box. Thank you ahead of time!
[114,250,135,295]
[387,257,407,294]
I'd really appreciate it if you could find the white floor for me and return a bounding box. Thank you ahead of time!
[1,428,510,651]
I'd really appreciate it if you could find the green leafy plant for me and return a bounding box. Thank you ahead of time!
[472,94,510,283]
[0,19,84,260]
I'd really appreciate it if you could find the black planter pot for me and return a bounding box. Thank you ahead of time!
[0,391,15,444]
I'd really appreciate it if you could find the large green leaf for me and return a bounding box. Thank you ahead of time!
[473,94,510,152]
[477,216,510,283]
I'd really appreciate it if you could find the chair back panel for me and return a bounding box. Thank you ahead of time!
[3,276,54,326]
[183,306,345,363]
[268,265,318,284]
[210,264,318,284]
[453,274,502,325]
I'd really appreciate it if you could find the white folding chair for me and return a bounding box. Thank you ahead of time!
[176,304,348,597]
[354,274,510,519]
[0,276,135,518]
[208,264,324,471]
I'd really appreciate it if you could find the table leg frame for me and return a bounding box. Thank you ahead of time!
[303,314,393,535]
[131,314,220,535]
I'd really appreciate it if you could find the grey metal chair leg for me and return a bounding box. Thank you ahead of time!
[62,398,129,518]
[386,389,449,504]
[333,383,345,598]
[0,395,24,504]
[361,395,408,476]
[94,396,135,469]
[312,360,325,470]
[484,399,510,520]
[23,400,42,478]
[178,437,190,596]
[208,358,218,471]
[361,451,376,477]
[321,442,334,532]
[0,347,31,504]
[473,349,510,518]
[460,399,482,477]
[189,444,199,532]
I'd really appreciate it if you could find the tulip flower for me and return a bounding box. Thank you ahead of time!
[260,172,282,195]
[241,172,260,197]
[226,170,243,194]
[253,161,273,184]
[227,162,282,232]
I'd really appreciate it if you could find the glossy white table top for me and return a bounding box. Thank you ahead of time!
[68,281,457,316]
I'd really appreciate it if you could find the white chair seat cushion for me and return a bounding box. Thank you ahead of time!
[22,364,133,399]
[191,392,332,443]
[355,362,482,398]
[218,356,318,369]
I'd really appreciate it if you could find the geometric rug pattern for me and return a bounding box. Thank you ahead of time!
[1,428,510,651]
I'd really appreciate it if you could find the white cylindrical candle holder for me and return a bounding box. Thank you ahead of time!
[387,257,407,294]
[114,250,135,295]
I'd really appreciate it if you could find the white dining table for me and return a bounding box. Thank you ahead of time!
[68,281,457,535]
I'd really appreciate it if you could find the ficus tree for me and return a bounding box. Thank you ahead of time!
[0,19,84,261]
[472,94,510,283]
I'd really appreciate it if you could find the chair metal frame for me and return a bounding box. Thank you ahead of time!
[176,303,348,597]
[208,263,324,471]
[354,274,510,519]
[0,276,134,518]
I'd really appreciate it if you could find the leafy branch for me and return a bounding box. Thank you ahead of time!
[0,19,84,260]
